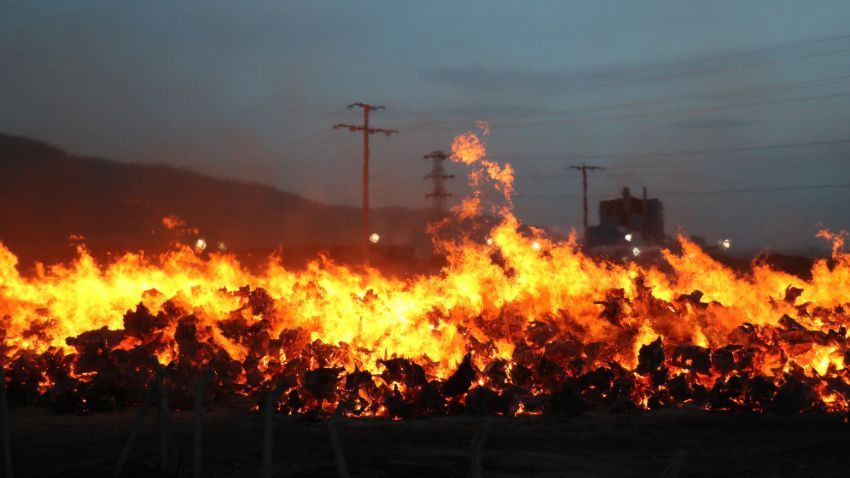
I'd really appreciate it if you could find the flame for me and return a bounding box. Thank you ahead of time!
[1,127,849,417]
[161,214,199,236]
[450,130,486,166]
[817,229,847,257]
[450,123,514,207]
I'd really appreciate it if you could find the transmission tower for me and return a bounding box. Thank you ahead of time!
[423,150,454,218]
[333,103,398,261]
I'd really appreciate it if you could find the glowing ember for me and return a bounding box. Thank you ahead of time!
[369,233,380,244]
[0,126,849,418]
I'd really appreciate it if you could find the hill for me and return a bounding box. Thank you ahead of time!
[0,133,432,266]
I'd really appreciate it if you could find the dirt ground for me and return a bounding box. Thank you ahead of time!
[3,399,849,477]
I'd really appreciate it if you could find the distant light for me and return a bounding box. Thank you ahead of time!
[369,233,380,244]
[624,233,633,242]
[532,241,541,251]
[632,247,641,257]
[195,238,207,251]
[720,238,732,250]
[485,237,494,246]
[217,241,227,251]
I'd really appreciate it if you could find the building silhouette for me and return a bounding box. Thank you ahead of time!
[586,187,664,248]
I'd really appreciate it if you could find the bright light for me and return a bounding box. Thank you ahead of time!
[532,241,541,251]
[194,238,207,251]
[369,233,380,244]
[632,247,641,257]
[720,238,731,250]
[624,233,633,242]
[485,237,494,246]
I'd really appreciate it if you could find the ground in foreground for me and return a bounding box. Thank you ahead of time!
[5,400,849,477]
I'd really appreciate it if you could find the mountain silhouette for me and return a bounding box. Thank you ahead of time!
[0,133,432,266]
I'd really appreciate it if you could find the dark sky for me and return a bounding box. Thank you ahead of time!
[2,1,850,252]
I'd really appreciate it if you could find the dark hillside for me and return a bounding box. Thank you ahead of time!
[0,133,431,266]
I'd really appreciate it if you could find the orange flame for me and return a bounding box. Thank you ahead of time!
[450,123,514,209]
[0,126,848,416]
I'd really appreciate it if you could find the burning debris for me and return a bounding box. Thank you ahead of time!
[0,127,849,419]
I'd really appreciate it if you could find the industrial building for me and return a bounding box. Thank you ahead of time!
[586,187,664,249]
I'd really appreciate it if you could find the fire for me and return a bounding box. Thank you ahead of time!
[450,122,514,207]
[1,127,849,417]
[454,197,481,220]
[817,229,847,257]
[449,130,486,166]
[161,213,199,236]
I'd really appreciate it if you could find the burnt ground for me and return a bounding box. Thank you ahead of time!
[3,400,848,477]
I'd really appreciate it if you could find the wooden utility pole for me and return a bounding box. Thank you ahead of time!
[568,163,605,246]
[423,150,454,219]
[334,103,398,261]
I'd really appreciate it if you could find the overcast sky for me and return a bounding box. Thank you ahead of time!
[2,1,850,252]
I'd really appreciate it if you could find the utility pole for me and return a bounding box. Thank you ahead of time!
[333,103,398,261]
[568,163,605,247]
[423,150,454,219]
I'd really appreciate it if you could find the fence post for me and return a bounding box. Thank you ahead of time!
[327,401,350,478]
[0,365,12,478]
[155,364,171,468]
[112,384,153,476]
[193,368,213,478]
[470,418,491,478]
[660,449,688,478]
[262,383,286,478]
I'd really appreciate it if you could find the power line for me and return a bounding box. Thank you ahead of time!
[483,90,850,130]
[516,183,850,200]
[659,183,850,197]
[479,73,850,124]
[496,138,850,162]
[390,32,850,110]
[396,72,850,130]
[489,46,850,107]
[604,158,850,175]
[282,75,850,168]
[395,89,850,133]
[517,157,850,179]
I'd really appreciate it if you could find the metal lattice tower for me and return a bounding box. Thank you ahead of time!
[423,150,454,218]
